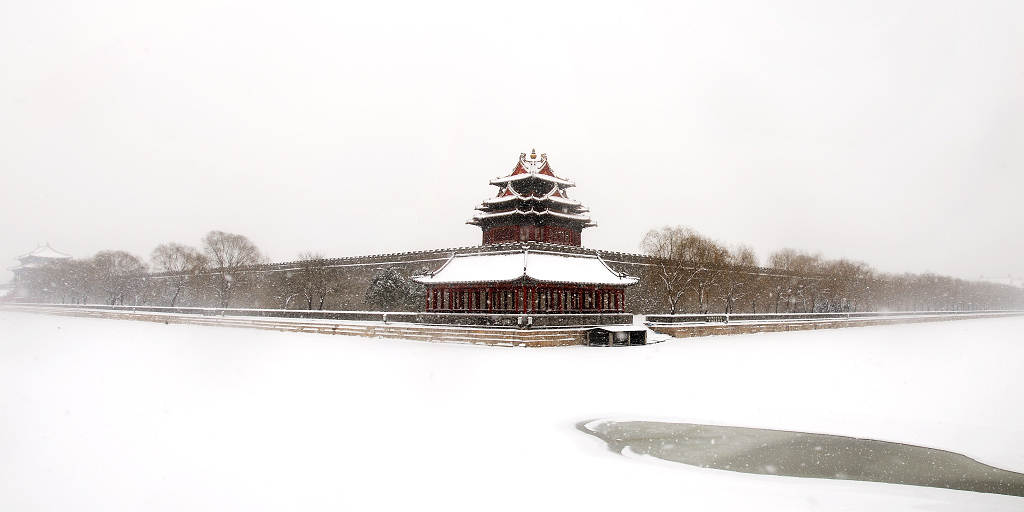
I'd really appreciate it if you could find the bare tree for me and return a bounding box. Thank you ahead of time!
[201,231,267,308]
[52,258,94,304]
[681,231,729,314]
[293,251,335,310]
[641,226,730,314]
[17,257,91,304]
[641,226,701,314]
[151,243,208,307]
[818,258,871,312]
[719,244,759,314]
[768,248,822,312]
[92,251,148,305]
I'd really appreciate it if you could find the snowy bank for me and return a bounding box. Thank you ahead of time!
[1,311,1022,511]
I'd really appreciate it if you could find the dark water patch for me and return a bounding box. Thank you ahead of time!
[577,420,1024,497]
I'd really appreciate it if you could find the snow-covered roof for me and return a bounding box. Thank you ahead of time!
[17,244,71,261]
[479,185,582,207]
[490,172,575,188]
[9,260,61,272]
[412,250,637,286]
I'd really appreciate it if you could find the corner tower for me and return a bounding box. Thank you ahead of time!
[468,150,596,246]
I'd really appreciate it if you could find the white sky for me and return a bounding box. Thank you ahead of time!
[2,1,1022,282]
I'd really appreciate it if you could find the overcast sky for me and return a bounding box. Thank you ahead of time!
[2,1,1022,282]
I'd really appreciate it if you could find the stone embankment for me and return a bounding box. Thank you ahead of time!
[5,305,1022,347]
[2,305,589,347]
[646,311,1023,338]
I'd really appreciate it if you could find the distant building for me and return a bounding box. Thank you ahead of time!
[414,151,637,314]
[7,244,72,299]
[979,275,1024,288]
[9,244,71,279]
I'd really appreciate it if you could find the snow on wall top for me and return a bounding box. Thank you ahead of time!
[412,249,638,286]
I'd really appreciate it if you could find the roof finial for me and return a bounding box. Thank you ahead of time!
[530,148,537,159]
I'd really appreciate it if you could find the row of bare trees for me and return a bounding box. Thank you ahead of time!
[640,226,1024,315]
[148,231,267,307]
[640,226,758,314]
[17,225,1022,314]
[15,232,417,312]
[18,231,269,308]
[17,250,151,306]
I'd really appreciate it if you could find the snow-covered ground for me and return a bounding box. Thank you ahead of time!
[1,310,1022,511]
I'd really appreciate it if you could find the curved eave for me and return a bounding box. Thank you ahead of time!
[480,194,581,208]
[490,173,575,187]
[468,209,597,226]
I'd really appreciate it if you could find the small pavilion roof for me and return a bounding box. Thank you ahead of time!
[17,244,71,261]
[412,250,637,286]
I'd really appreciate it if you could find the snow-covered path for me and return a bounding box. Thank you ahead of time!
[2,311,1022,511]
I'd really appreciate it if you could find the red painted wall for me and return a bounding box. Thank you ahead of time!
[482,225,581,246]
[425,284,626,313]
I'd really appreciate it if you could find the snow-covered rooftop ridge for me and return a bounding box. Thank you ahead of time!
[489,151,576,187]
[17,244,72,261]
[412,249,638,286]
